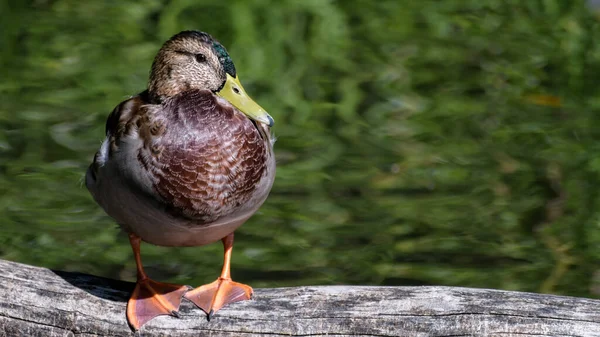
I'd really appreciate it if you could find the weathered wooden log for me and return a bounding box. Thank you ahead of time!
[0,259,599,336]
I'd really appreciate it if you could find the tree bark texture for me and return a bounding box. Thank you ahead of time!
[1,259,599,336]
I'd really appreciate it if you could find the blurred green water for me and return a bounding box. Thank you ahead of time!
[1,0,599,298]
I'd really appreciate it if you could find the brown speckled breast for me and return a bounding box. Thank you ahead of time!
[145,90,269,223]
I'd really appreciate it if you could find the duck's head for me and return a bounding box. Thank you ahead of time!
[148,30,273,127]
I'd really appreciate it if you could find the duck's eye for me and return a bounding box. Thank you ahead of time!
[194,53,206,63]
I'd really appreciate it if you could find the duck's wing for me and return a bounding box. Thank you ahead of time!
[89,91,150,170]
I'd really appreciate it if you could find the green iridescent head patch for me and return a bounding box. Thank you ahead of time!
[213,41,237,78]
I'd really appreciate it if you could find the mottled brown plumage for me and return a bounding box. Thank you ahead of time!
[153,90,269,222]
[101,89,269,223]
[85,30,275,330]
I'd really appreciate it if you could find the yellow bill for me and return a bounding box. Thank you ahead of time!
[217,74,274,127]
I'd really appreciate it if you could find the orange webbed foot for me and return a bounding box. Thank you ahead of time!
[184,277,253,320]
[127,278,189,330]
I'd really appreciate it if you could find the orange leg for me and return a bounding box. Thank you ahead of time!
[184,232,253,320]
[126,233,188,330]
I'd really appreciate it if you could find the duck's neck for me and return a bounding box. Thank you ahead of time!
[147,79,185,104]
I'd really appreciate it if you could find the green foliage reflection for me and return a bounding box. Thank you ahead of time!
[1,0,599,298]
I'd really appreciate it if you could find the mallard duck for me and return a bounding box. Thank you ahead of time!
[85,30,275,330]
